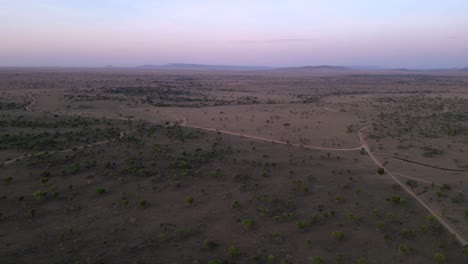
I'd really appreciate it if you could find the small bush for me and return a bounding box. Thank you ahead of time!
[433,252,446,263]
[331,230,344,241]
[227,245,239,257]
[208,259,222,264]
[159,232,168,240]
[388,195,405,204]
[33,190,47,200]
[356,257,367,264]
[4,177,13,184]
[347,213,360,223]
[203,239,217,249]
[400,228,413,239]
[184,196,194,205]
[422,147,443,157]
[398,243,413,255]
[39,177,49,184]
[376,221,385,230]
[297,220,308,230]
[335,194,344,202]
[27,208,36,218]
[406,180,418,189]
[312,256,324,264]
[241,219,254,229]
[171,180,181,188]
[231,200,239,209]
[96,187,106,195]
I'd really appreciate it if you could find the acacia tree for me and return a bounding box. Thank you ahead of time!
[406,180,418,190]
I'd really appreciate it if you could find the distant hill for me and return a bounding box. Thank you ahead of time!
[276,65,351,71]
[135,64,468,72]
[424,67,468,71]
[346,65,388,70]
[137,63,272,71]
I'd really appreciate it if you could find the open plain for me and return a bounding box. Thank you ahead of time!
[1,68,468,263]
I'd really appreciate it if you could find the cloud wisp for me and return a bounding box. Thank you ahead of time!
[238,38,314,44]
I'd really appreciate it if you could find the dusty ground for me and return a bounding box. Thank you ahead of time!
[1,68,468,263]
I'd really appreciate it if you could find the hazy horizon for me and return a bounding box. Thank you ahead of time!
[2,0,468,68]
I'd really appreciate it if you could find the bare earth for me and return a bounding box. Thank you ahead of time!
[1,68,468,263]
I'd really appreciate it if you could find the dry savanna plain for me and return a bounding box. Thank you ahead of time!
[1,68,468,264]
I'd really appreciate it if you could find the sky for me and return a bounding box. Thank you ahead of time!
[1,0,468,68]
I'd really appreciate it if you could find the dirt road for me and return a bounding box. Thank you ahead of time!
[178,116,364,152]
[2,139,118,167]
[18,95,468,246]
[178,116,468,246]
[358,126,468,246]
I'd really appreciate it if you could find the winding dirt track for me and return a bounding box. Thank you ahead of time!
[181,121,364,152]
[25,95,35,111]
[358,127,468,246]
[11,95,468,246]
[394,172,466,195]
[2,139,116,166]
[375,153,468,172]
[178,116,468,246]
[2,132,127,167]
[2,96,127,167]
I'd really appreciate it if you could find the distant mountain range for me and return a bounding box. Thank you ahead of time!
[135,63,468,72]
[387,67,468,72]
[276,65,350,71]
[137,63,272,71]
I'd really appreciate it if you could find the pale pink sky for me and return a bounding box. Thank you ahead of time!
[1,0,468,68]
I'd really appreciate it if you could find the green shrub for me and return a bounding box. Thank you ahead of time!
[347,213,360,223]
[400,228,413,239]
[33,190,47,200]
[241,219,254,229]
[228,245,239,257]
[312,256,324,264]
[96,187,106,195]
[39,177,48,184]
[335,254,345,264]
[376,221,385,230]
[4,177,13,184]
[433,252,446,263]
[27,208,36,218]
[331,230,344,241]
[356,257,367,264]
[398,244,413,255]
[422,147,443,157]
[406,180,418,189]
[335,194,344,202]
[208,259,222,264]
[427,215,436,223]
[203,239,217,249]
[388,195,405,204]
[159,232,168,240]
[297,220,308,230]
[267,254,275,262]
[171,180,181,188]
[184,196,194,205]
